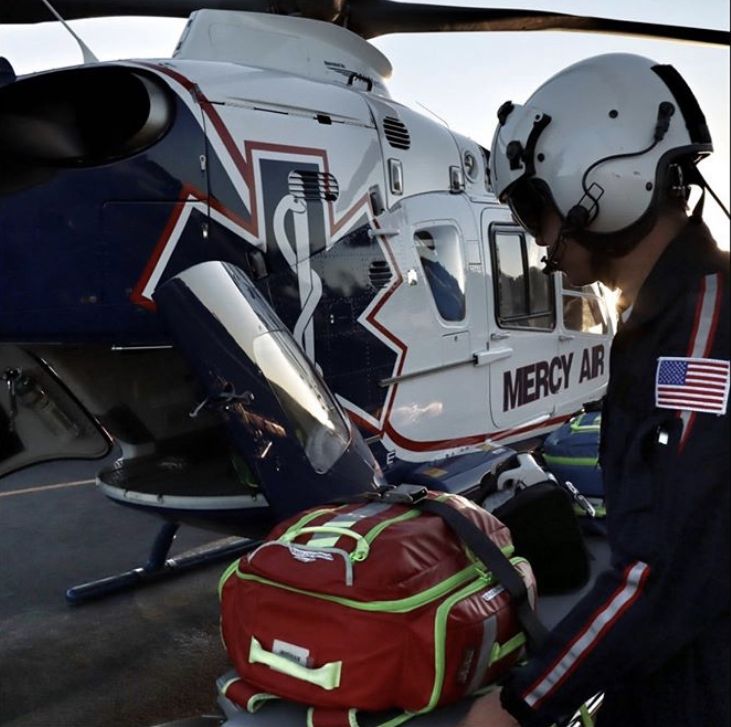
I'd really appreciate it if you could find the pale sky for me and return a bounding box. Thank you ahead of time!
[1,0,728,247]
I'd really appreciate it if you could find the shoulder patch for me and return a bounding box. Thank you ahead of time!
[656,357,729,415]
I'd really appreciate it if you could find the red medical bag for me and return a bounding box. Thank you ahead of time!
[219,490,537,724]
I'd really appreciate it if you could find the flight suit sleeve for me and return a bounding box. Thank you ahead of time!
[499,272,730,726]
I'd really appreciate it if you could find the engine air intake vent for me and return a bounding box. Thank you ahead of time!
[288,170,339,202]
[368,260,392,290]
[383,117,411,150]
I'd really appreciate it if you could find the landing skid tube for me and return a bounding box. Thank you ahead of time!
[65,522,258,605]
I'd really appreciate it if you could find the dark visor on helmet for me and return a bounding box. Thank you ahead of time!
[505,180,552,237]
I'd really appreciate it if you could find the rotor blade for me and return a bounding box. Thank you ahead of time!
[0,0,271,23]
[1,0,727,47]
[347,1,730,45]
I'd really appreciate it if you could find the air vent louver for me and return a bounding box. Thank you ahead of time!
[288,170,339,202]
[368,260,392,290]
[383,116,411,150]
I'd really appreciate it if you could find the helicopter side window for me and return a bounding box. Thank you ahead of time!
[491,229,555,330]
[414,226,466,322]
[562,282,609,334]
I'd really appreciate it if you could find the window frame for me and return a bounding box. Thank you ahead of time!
[560,282,610,336]
[413,220,468,325]
[489,223,556,331]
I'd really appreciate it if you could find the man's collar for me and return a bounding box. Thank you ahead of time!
[619,218,720,332]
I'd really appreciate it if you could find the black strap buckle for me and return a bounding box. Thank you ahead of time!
[374,483,429,505]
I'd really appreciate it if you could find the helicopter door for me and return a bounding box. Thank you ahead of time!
[0,345,112,477]
[382,192,491,446]
[482,220,560,431]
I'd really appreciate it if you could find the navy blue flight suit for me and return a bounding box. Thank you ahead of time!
[500,218,730,726]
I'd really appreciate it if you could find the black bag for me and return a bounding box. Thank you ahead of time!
[493,482,590,595]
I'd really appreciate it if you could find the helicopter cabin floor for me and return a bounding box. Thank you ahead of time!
[0,453,610,727]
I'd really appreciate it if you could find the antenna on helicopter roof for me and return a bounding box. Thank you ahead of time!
[416,101,450,128]
[39,0,99,64]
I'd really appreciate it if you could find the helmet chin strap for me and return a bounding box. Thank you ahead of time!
[541,231,567,274]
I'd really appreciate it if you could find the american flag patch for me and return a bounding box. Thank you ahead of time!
[655,357,730,415]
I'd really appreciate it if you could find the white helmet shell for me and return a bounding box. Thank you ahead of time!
[490,53,712,237]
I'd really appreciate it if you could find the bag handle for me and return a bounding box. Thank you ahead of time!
[249,636,343,691]
[280,526,371,562]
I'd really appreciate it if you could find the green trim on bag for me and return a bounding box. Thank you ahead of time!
[220,675,279,714]
[235,565,480,613]
[282,507,342,540]
[219,675,241,698]
[423,577,491,711]
[569,414,601,432]
[247,691,280,713]
[542,454,598,467]
[218,558,242,600]
[488,632,526,665]
[423,555,528,713]
[466,544,515,578]
[363,508,422,545]
[281,526,370,562]
[249,636,342,691]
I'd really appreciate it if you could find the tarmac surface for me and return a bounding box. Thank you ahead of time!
[1,454,610,727]
[0,452,239,727]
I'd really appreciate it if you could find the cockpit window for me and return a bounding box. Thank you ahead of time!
[414,225,466,322]
[253,332,350,474]
[491,228,555,330]
[562,281,609,334]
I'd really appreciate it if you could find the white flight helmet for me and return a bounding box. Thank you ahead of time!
[489,53,713,250]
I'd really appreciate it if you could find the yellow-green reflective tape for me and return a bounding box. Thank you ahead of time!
[424,577,491,711]
[247,692,279,713]
[488,632,526,665]
[282,507,341,541]
[542,454,598,467]
[363,508,422,545]
[218,558,241,600]
[234,564,479,613]
[249,636,342,691]
[305,503,392,548]
[220,676,241,698]
[570,414,601,432]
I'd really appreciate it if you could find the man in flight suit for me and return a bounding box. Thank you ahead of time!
[459,53,729,726]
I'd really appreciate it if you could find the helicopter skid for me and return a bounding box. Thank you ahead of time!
[65,521,258,605]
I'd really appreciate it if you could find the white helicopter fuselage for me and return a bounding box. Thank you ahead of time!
[135,10,613,463]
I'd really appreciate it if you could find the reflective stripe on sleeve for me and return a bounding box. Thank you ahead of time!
[521,561,650,709]
[679,273,724,450]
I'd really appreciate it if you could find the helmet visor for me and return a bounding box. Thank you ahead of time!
[506,180,552,237]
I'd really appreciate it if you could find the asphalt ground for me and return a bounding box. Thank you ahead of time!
[0,453,239,727]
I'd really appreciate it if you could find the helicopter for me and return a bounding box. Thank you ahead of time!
[0,1,728,600]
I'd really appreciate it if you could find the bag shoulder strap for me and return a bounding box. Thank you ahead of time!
[412,497,549,652]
